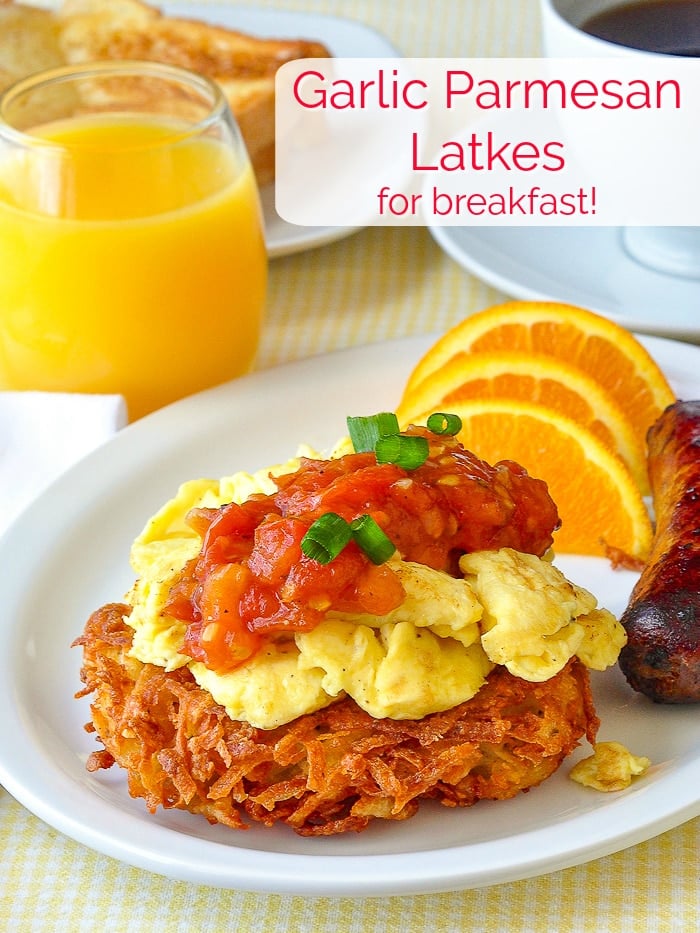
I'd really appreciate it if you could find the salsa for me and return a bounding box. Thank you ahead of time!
[165,427,560,673]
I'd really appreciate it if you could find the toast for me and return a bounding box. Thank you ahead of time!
[0,3,64,91]
[56,0,330,185]
[0,0,331,185]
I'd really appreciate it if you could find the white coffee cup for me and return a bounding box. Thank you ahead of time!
[540,0,665,59]
[540,0,700,280]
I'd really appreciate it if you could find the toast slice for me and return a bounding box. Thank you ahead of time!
[0,0,330,185]
[56,0,331,185]
[0,2,64,91]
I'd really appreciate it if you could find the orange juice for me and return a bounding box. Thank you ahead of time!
[0,114,267,419]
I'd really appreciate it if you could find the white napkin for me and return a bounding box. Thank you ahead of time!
[0,391,128,535]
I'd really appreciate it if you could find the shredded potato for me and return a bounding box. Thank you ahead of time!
[75,604,599,835]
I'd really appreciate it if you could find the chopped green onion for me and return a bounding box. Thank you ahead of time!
[351,515,396,564]
[347,412,400,452]
[375,433,429,469]
[301,513,352,564]
[427,412,463,436]
[301,511,397,566]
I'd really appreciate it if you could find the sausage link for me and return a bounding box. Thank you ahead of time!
[619,400,700,703]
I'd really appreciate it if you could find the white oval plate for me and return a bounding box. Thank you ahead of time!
[163,3,400,258]
[429,225,700,341]
[2,334,700,896]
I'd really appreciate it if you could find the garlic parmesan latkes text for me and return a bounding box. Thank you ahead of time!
[75,603,598,836]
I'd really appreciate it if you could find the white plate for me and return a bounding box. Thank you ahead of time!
[429,225,700,342]
[2,333,700,896]
[164,4,400,258]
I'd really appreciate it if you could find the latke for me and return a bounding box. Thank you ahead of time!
[74,602,598,836]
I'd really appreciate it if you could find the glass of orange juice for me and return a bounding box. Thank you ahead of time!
[0,61,267,420]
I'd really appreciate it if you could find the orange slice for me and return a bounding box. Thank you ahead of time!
[404,301,676,445]
[412,399,653,561]
[397,350,649,494]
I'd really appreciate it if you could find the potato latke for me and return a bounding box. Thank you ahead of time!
[75,603,598,836]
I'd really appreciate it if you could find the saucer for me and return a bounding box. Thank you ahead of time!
[429,225,700,341]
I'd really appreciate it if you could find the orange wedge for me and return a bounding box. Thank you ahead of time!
[397,350,649,494]
[412,399,653,561]
[404,302,676,448]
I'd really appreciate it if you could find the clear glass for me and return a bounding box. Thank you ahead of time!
[0,61,267,420]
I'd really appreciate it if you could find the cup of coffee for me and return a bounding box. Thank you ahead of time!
[541,0,700,58]
[540,0,700,279]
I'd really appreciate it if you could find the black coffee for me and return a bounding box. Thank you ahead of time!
[582,0,700,55]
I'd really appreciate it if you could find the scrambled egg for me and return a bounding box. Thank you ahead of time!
[124,453,626,730]
[297,620,493,720]
[459,549,627,681]
[296,558,493,720]
[569,741,651,791]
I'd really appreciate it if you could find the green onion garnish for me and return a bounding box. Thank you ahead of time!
[347,412,400,452]
[301,513,353,564]
[301,511,397,566]
[350,515,396,564]
[427,412,463,436]
[375,433,429,469]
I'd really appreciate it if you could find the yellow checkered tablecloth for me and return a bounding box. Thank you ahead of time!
[2,2,699,931]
